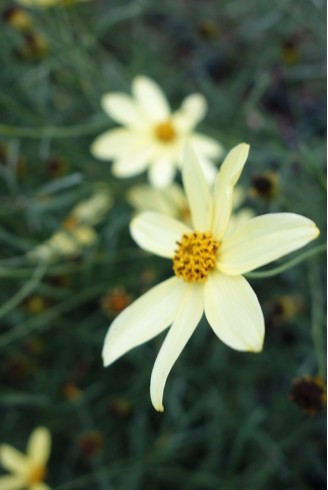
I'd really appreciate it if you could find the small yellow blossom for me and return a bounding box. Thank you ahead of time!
[91,76,223,187]
[27,187,112,262]
[0,427,51,490]
[102,143,319,411]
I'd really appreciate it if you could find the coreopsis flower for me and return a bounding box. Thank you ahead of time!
[102,143,319,412]
[0,427,51,490]
[67,186,113,227]
[27,187,112,262]
[91,76,223,187]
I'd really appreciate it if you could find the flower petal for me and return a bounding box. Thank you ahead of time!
[0,445,28,474]
[182,145,213,231]
[130,212,191,258]
[112,148,153,177]
[31,483,51,490]
[173,94,207,131]
[212,143,250,241]
[132,76,171,121]
[218,213,320,275]
[126,183,187,218]
[101,93,145,128]
[90,128,142,160]
[150,283,204,411]
[188,133,224,159]
[27,428,51,465]
[102,277,187,366]
[148,156,176,188]
[204,272,264,352]
[0,475,25,490]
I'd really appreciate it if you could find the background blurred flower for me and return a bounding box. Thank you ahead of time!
[289,375,327,415]
[0,427,51,490]
[27,187,112,262]
[127,182,254,231]
[91,76,223,187]
[103,144,319,411]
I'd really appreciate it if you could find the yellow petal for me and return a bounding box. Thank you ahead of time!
[173,94,207,131]
[102,277,187,366]
[27,428,51,466]
[218,213,320,275]
[212,143,250,241]
[130,212,192,258]
[148,156,176,188]
[0,475,25,490]
[112,148,153,177]
[90,128,142,160]
[182,145,213,231]
[204,271,264,352]
[150,283,204,411]
[101,93,145,128]
[0,445,28,474]
[132,76,171,121]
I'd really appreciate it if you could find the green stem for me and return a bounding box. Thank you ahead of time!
[0,262,47,320]
[308,261,326,379]
[246,244,326,279]
[0,283,107,348]
[0,120,108,139]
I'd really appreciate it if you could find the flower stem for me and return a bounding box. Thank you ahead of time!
[307,261,326,380]
[0,262,47,320]
[246,244,326,279]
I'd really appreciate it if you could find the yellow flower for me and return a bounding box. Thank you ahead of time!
[102,143,319,412]
[68,186,113,227]
[0,427,51,490]
[91,76,223,187]
[27,187,111,262]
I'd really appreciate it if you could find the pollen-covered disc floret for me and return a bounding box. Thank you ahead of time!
[155,121,176,143]
[173,231,219,283]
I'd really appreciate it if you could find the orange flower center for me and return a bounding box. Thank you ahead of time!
[173,231,219,283]
[154,121,176,143]
[27,464,46,485]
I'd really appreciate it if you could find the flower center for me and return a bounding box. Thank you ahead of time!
[173,231,219,283]
[154,121,176,143]
[27,464,46,485]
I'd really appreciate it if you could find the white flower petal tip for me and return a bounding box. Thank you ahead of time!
[220,142,250,184]
[154,403,164,413]
[247,338,264,353]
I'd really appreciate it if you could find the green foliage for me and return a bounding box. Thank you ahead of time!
[0,0,326,489]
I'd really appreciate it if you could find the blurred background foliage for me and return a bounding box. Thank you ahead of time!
[0,0,326,489]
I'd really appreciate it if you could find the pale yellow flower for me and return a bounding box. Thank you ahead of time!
[15,0,89,8]
[91,76,223,187]
[0,427,51,490]
[102,143,319,412]
[127,182,254,230]
[69,186,113,226]
[27,187,111,262]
